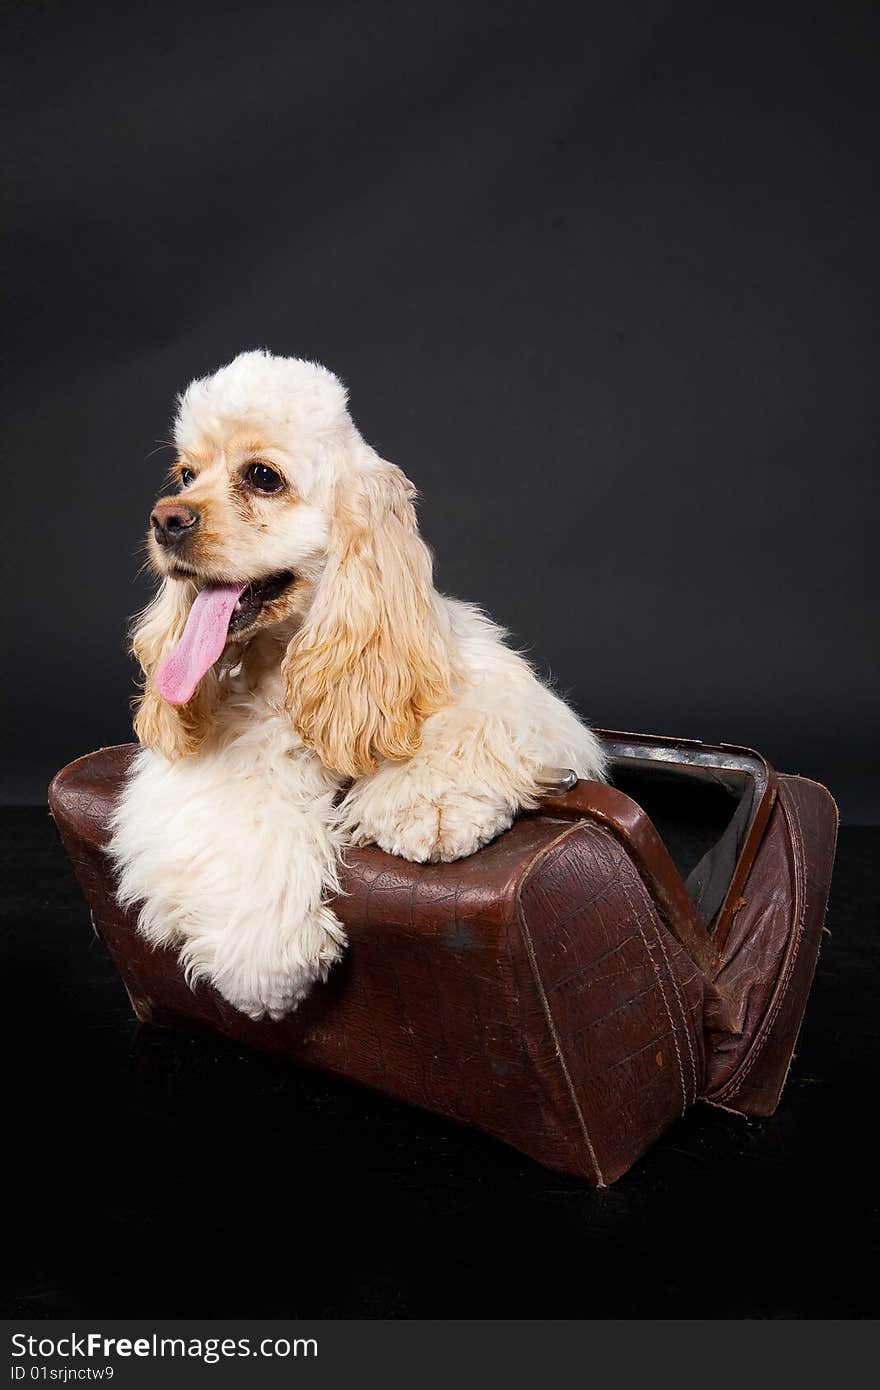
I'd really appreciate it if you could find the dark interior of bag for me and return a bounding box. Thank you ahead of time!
[609,758,756,929]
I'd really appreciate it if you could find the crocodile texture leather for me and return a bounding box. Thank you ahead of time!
[48,741,837,1184]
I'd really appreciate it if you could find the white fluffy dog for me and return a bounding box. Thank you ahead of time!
[109,351,606,1020]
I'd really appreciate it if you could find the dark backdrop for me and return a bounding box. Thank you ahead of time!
[4,0,877,817]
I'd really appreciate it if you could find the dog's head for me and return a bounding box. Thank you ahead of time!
[133,351,454,773]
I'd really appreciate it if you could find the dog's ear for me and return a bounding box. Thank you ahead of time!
[131,579,220,760]
[283,458,455,778]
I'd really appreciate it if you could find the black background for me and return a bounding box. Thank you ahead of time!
[4,1,878,1325]
[4,0,878,815]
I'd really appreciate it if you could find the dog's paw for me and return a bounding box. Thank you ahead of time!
[347,791,513,864]
[213,971,312,1022]
[185,907,346,1022]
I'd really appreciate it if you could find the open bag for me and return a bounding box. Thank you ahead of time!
[49,731,837,1185]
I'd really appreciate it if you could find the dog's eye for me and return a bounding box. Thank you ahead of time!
[179,468,195,488]
[246,462,284,494]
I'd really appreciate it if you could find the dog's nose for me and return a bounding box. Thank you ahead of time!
[150,501,200,548]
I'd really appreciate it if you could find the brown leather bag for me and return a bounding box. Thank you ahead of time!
[48,731,837,1185]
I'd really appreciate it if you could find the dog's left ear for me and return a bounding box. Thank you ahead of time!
[282,457,455,778]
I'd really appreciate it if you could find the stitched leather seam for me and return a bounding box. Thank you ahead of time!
[713,785,806,1101]
[620,876,689,1114]
[648,895,699,1106]
[515,823,605,1187]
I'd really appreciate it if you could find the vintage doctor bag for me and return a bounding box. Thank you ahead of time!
[49,730,837,1185]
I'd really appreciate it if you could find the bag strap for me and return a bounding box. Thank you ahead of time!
[539,730,780,976]
[539,779,719,975]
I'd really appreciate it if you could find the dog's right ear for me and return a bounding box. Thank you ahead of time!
[131,579,219,760]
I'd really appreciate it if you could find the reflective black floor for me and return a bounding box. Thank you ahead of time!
[2,809,876,1318]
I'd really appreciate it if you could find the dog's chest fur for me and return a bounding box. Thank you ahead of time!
[108,675,344,960]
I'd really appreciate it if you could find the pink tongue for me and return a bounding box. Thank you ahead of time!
[156,583,247,705]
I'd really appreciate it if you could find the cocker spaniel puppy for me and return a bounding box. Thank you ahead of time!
[109,351,606,1020]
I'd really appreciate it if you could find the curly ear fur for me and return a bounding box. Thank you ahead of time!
[131,580,221,760]
[283,459,456,778]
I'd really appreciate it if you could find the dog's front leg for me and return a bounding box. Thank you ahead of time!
[341,762,515,863]
[111,737,347,1021]
[338,683,605,865]
[338,708,529,864]
[205,891,346,1022]
[198,789,347,1021]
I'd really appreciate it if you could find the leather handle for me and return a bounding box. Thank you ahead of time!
[591,730,779,956]
[539,781,719,976]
